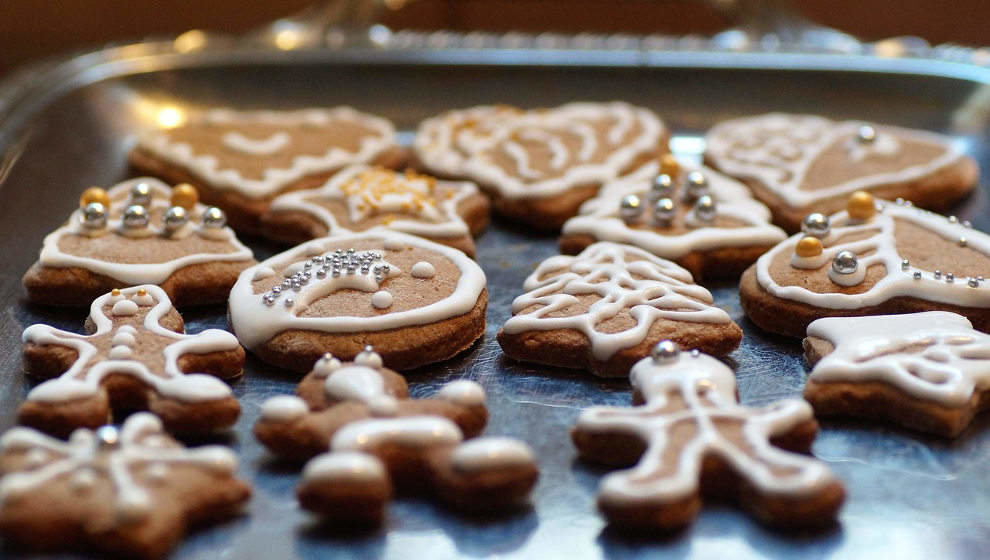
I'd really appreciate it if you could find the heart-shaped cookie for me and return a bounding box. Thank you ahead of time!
[705,113,978,232]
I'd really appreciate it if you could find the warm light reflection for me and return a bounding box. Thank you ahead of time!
[174,30,208,53]
[874,39,905,58]
[275,29,303,51]
[156,107,186,129]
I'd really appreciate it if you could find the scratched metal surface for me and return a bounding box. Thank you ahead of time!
[0,50,989,559]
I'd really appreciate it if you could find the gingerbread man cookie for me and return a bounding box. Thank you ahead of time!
[705,113,979,232]
[498,242,741,377]
[413,102,669,230]
[572,343,844,531]
[228,230,487,373]
[261,165,490,257]
[803,312,990,437]
[255,349,538,524]
[20,285,243,437]
[129,107,403,233]
[741,192,990,337]
[560,156,787,280]
[0,413,250,559]
[23,178,255,307]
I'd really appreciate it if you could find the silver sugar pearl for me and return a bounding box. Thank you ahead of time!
[163,206,188,232]
[80,202,107,229]
[650,340,680,364]
[963,220,972,228]
[801,213,831,238]
[856,125,877,144]
[901,259,910,271]
[959,237,968,247]
[347,248,355,254]
[948,215,959,224]
[913,271,922,280]
[332,269,341,277]
[934,270,942,279]
[312,256,323,264]
[693,195,717,222]
[684,171,709,201]
[381,265,390,274]
[129,182,152,206]
[832,250,858,275]
[946,273,955,283]
[895,197,906,205]
[347,267,355,275]
[303,262,312,270]
[651,174,675,198]
[263,294,275,306]
[316,268,327,278]
[284,297,294,308]
[969,277,980,288]
[619,194,643,221]
[96,425,120,449]
[653,197,676,225]
[271,286,282,295]
[202,206,226,229]
[122,204,149,229]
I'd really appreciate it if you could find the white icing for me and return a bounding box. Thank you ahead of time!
[436,380,486,407]
[267,165,476,240]
[576,352,837,506]
[252,266,276,281]
[133,293,156,307]
[37,178,253,286]
[705,113,965,207]
[371,290,393,309]
[228,231,487,351]
[312,355,342,377]
[137,107,396,199]
[368,395,399,417]
[222,131,290,155]
[331,416,463,452]
[111,332,136,347]
[22,285,239,405]
[561,160,787,258]
[411,261,435,279]
[413,105,520,178]
[354,349,384,369]
[0,413,239,525]
[502,242,731,360]
[807,312,990,407]
[108,346,133,360]
[112,300,138,316]
[301,450,387,484]
[260,395,310,422]
[451,437,535,473]
[756,202,990,309]
[324,366,386,404]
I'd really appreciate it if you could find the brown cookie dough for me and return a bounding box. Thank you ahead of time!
[23,179,255,308]
[704,113,979,232]
[498,242,741,377]
[572,344,844,531]
[0,414,251,559]
[20,285,243,438]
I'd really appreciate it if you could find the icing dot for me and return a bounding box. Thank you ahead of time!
[354,348,383,369]
[369,395,399,417]
[109,345,133,360]
[71,468,97,492]
[383,238,406,251]
[437,380,486,406]
[302,451,386,484]
[25,449,47,468]
[111,332,136,347]
[261,395,309,422]
[411,261,436,279]
[324,366,386,403]
[145,462,170,483]
[117,325,138,335]
[371,290,393,309]
[451,437,535,473]
[313,354,342,378]
[111,300,139,316]
[252,267,276,281]
[132,293,155,307]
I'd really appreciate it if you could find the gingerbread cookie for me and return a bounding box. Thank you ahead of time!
[498,242,741,377]
[705,113,979,232]
[572,343,844,531]
[261,165,490,257]
[129,107,402,233]
[803,312,990,437]
[255,349,538,524]
[228,230,487,373]
[23,178,255,307]
[413,102,669,230]
[20,285,243,437]
[0,413,250,559]
[560,156,787,280]
[741,192,990,337]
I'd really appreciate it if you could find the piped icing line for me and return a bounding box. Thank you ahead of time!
[807,312,990,407]
[267,165,476,239]
[502,242,730,360]
[22,285,239,404]
[0,413,237,524]
[413,105,522,178]
[562,160,787,258]
[755,202,990,309]
[136,107,396,199]
[461,102,665,200]
[228,231,486,351]
[705,113,965,207]
[577,351,837,504]
[222,131,291,155]
[331,416,464,451]
[38,177,253,285]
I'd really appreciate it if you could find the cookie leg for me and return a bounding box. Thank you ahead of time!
[427,438,539,512]
[296,451,391,527]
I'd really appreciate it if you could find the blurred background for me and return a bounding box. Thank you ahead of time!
[2,0,988,76]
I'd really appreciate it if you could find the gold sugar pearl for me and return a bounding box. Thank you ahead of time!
[659,153,681,177]
[170,183,199,210]
[795,236,823,258]
[847,191,876,220]
[137,288,147,297]
[111,288,121,296]
[79,187,110,209]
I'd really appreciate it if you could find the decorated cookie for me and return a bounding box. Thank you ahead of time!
[228,231,487,373]
[20,285,243,437]
[413,102,669,230]
[705,113,979,232]
[129,107,403,233]
[22,178,255,307]
[261,165,490,257]
[0,413,250,559]
[497,242,741,377]
[560,157,787,280]
[572,343,844,531]
[803,312,990,437]
[255,349,538,524]
[741,192,990,337]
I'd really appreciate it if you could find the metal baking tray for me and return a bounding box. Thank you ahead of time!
[1,30,989,559]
